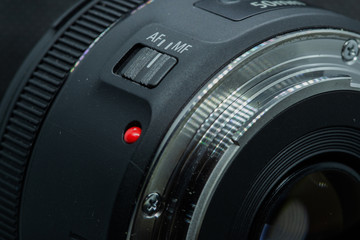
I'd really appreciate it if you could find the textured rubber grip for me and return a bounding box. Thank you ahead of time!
[0,0,145,239]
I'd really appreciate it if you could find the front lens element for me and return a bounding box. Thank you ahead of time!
[260,168,360,240]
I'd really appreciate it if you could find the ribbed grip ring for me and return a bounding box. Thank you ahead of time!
[0,1,145,239]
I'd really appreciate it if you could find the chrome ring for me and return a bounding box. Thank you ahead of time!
[128,29,360,239]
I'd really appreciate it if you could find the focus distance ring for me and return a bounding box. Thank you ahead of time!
[0,1,146,239]
[128,29,360,239]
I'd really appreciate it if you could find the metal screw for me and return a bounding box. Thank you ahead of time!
[342,39,359,62]
[142,193,161,217]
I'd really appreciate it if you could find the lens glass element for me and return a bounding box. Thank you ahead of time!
[260,169,360,240]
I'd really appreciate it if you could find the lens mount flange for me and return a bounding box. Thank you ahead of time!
[128,29,360,239]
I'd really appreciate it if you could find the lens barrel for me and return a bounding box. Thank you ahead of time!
[1,1,360,240]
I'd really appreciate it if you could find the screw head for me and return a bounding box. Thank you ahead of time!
[342,39,359,63]
[142,193,162,217]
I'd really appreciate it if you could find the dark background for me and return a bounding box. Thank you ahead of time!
[0,0,360,102]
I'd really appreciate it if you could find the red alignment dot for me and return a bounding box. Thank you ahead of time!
[124,126,142,144]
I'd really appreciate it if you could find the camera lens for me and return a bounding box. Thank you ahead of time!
[2,1,360,239]
[259,162,360,240]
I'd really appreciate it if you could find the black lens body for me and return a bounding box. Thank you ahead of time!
[2,1,360,240]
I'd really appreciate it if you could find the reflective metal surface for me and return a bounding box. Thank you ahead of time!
[128,29,360,239]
